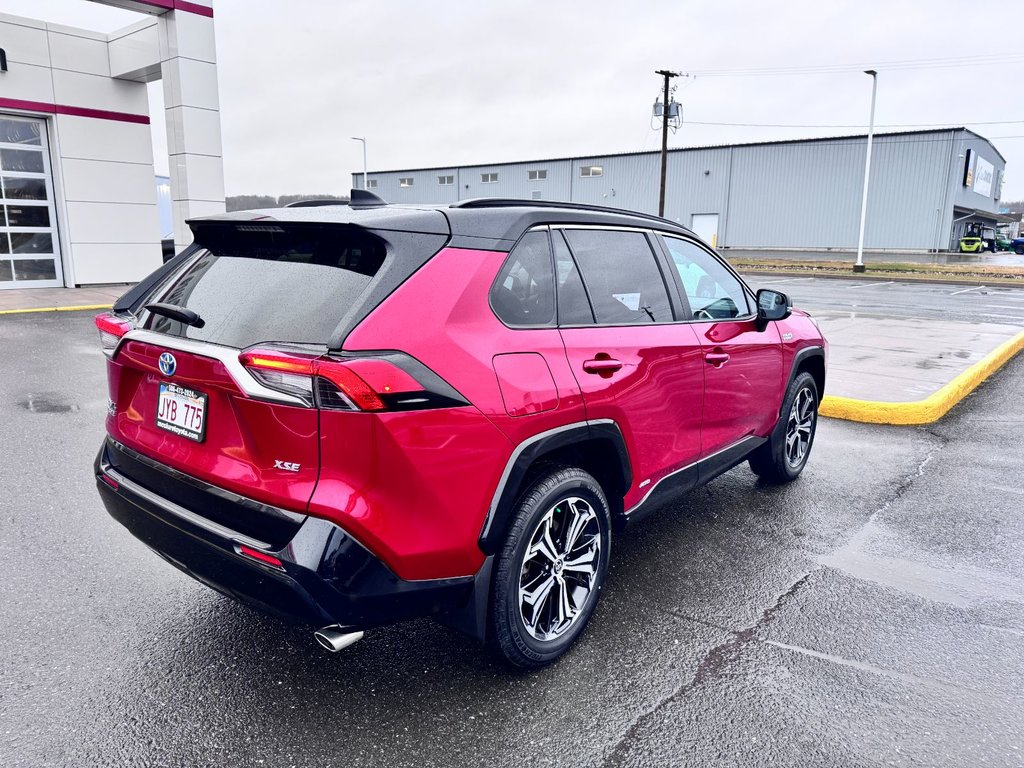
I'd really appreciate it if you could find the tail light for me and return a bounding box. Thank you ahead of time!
[239,347,466,412]
[94,312,133,357]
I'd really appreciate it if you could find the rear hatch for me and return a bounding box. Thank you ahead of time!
[101,215,450,523]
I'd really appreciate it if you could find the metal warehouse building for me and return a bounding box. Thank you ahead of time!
[355,128,1007,253]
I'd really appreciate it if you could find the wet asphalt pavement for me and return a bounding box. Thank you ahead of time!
[1,311,1023,767]
[740,274,1024,326]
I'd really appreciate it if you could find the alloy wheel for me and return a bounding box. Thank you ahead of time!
[785,387,815,467]
[518,497,602,642]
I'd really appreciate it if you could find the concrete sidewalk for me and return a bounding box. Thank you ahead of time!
[0,284,127,313]
[817,313,1022,402]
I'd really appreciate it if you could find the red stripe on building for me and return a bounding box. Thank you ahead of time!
[131,0,214,17]
[0,98,150,125]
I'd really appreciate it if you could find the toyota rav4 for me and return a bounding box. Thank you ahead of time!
[94,192,827,668]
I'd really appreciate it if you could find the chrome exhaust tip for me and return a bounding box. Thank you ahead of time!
[314,625,364,653]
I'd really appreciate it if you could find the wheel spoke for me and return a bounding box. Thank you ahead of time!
[521,573,556,609]
[562,546,597,577]
[528,513,559,563]
[563,500,594,553]
[556,580,576,630]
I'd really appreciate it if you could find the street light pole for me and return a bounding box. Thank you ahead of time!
[351,137,367,189]
[854,70,877,273]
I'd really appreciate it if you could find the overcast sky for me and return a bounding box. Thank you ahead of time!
[6,0,1024,199]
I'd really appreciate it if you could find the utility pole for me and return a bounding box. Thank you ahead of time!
[854,70,877,273]
[655,69,679,217]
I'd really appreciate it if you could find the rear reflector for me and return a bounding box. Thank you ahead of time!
[237,544,285,569]
[99,473,119,491]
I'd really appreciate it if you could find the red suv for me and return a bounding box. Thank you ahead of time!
[94,193,826,668]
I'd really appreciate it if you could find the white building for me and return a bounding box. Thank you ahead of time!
[0,0,224,290]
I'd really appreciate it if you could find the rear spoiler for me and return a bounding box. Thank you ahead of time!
[113,245,197,315]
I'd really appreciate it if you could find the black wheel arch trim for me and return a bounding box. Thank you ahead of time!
[477,418,631,556]
[784,344,826,414]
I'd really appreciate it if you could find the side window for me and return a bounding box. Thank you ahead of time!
[563,229,673,325]
[552,230,595,325]
[661,236,751,320]
[489,231,555,327]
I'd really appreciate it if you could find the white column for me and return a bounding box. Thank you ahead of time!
[158,2,224,251]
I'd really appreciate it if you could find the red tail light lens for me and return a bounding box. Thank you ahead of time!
[94,312,133,356]
[239,347,467,412]
[239,348,394,411]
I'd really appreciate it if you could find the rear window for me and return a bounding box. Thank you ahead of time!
[143,226,386,348]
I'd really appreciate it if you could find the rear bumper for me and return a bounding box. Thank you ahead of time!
[94,442,473,629]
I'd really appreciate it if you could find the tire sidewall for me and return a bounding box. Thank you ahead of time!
[493,470,611,665]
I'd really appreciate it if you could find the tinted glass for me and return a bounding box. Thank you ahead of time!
[11,233,53,254]
[489,231,555,327]
[552,230,594,325]
[1,149,44,174]
[4,177,47,200]
[564,229,672,324]
[0,260,11,281]
[6,205,49,228]
[144,226,386,348]
[12,258,57,281]
[661,236,750,320]
[0,234,9,254]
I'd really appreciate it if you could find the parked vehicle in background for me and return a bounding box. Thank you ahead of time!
[1012,237,1024,255]
[93,192,827,668]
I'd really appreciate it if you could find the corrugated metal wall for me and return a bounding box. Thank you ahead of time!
[355,130,1005,250]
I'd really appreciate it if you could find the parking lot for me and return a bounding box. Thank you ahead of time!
[1,298,1022,766]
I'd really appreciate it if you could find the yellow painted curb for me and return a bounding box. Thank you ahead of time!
[820,329,1024,425]
[0,303,112,316]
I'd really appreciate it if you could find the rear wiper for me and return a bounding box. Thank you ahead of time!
[145,302,205,329]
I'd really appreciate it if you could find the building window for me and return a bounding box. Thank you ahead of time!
[481,172,499,184]
[365,179,378,189]
[399,178,414,188]
[528,169,547,181]
[580,165,603,178]
[532,190,543,200]
[438,175,454,186]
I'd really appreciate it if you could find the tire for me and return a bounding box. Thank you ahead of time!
[488,466,611,669]
[748,371,819,484]
[1015,246,1024,255]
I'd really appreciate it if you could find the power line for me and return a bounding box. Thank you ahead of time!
[684,119,1024,129]
[687,53,1024,77]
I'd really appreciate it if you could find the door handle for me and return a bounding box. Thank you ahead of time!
[583,358,623,374]
[704,351,730,367]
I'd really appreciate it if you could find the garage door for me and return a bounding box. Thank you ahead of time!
[0,115,63,289]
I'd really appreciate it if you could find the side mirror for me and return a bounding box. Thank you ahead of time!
[756,289,791,326]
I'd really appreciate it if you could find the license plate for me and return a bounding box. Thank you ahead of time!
[156,382,207,442]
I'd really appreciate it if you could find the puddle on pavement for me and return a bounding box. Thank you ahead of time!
[18,394,81,414]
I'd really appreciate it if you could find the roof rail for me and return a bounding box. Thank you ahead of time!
[451,198,686,229]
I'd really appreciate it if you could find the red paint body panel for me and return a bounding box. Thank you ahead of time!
[344,246,587,448]
[107,340,319,512]
[692,319,784,455]
[558,324,705,511]
[492,352,559,417]
[308,407,510,580]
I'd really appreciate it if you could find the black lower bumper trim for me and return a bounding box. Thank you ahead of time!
[95,444,474,629]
